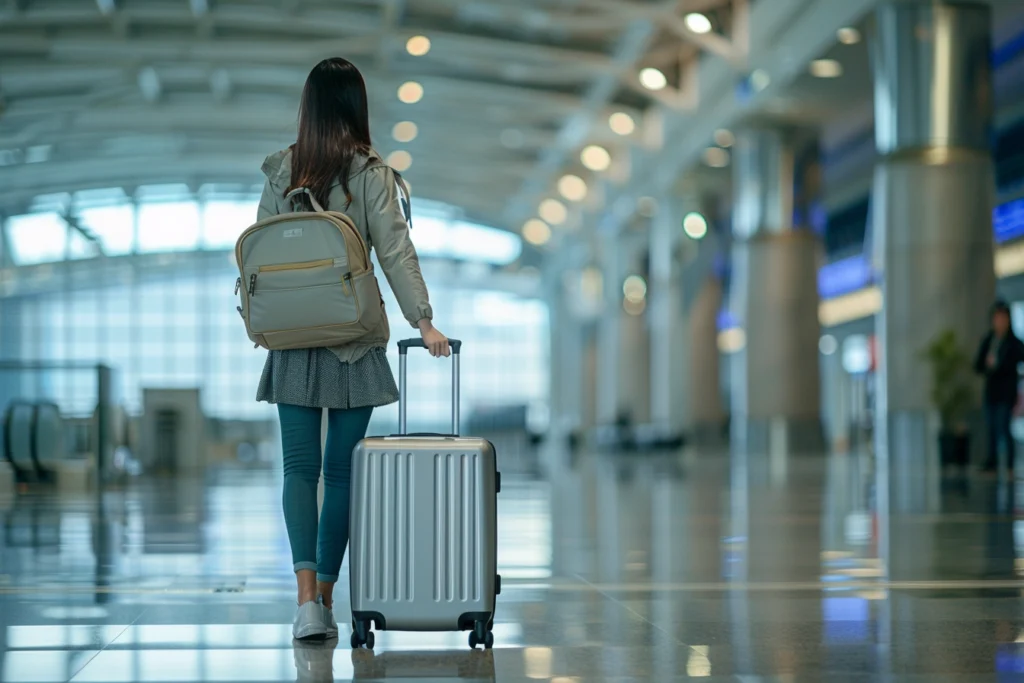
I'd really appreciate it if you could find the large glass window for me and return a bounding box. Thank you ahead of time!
[2,186,541,424]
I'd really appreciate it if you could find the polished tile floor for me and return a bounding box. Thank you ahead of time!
[2,447,1024,681]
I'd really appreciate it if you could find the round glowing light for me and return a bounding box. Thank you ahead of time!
[713,128,734,148]
[750,69,770,91]
[639,67,667,91]
[558,174,588,202]
[522,219,551,246]
[819,334,839,356]
[387,150,412,172]
[580,145,611,172]
[684,12,712,34]
[703,147,730,168]
[624,297,646,316]
[539,198,568,225]
[718,327,746,353]
[683,211,708,239]
[397,81,423,104]
[810,59,843,78]
[392,121,418,143]
[609,111,635,136]
[406,35,431,56]
[837,27,861,45]
[623,274,647,302]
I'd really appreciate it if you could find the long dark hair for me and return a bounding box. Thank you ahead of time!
[287,58,372,209]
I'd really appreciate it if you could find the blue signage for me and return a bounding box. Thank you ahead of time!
[818,255,873,299]
[994,197,1024,243]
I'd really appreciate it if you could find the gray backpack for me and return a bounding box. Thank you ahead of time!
[234,188,385,350]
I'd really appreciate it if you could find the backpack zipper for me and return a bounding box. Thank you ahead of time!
[257,258,335,273]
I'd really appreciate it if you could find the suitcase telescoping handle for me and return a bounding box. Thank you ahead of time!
[397,338,463,436]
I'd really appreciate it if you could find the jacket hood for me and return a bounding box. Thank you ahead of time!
[261,147,384,192]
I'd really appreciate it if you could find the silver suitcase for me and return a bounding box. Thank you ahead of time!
[349,338,500,650]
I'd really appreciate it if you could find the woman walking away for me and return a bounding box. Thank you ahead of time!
[255,57,450,641]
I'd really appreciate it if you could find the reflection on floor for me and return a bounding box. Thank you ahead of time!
[2,448,1024,681]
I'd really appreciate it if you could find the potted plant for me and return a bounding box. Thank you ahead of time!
[921,329,974,468]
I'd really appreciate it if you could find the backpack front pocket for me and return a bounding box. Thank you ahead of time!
[245,260,360,334]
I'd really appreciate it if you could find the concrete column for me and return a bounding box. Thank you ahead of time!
[648,200,688,439]
[596,233,650,427]
[872,1,1004,577]
[730,128,822,453]
[688,273,725,438]
[549,267,586,440]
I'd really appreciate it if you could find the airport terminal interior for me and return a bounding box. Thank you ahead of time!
[4,0,1024,680]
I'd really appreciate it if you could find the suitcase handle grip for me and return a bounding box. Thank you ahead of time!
[397,338,462,354]
[397,339,462,436]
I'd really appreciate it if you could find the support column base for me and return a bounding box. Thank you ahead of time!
[0,461,15,506]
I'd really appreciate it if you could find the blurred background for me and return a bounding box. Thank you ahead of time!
[4,0,1024,679]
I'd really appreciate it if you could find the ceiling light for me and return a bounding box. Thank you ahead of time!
[558,174,588,202]
[718,327,746,353]
[713,129,734,148]
[810,59,843,78]
[703,147,729,168]
[397,81,423,104]
[392,121,418,143]
[750,69,770,91]
[683,211,708,239]
[837,27,861,45]
[387,150,412,172]
[639,67,667,91]
[406,35,431,56]
[580,145,611,172]
[819,335,838,356]
[539,198,568,225]
[684,12,712,34]
[522,219,551,246]
[623,274,647,302]
[609,111,635,136]
[623,297,646,316]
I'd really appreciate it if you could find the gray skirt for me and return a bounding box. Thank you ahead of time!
[256,347,399,410]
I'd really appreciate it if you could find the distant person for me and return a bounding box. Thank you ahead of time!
[974,300,1024,472]
[255,57,450,640]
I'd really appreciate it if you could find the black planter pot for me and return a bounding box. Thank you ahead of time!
[939,432,970,467]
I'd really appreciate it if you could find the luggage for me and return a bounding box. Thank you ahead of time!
[233,187,386,351]
[349,338,500,650]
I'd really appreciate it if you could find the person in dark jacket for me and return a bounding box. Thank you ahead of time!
[974,300,1024,472]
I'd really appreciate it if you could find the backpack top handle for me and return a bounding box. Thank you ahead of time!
[284,187,326,213]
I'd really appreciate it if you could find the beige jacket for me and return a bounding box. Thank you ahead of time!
[257,148,433,364]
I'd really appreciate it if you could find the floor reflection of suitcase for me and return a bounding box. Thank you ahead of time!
[351,649,496,682]
[349,339,501,651]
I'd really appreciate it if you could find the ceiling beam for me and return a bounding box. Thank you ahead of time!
[502,15,659,226]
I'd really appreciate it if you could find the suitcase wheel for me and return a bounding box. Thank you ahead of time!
[469,621,494,650]
[351,620,375,650]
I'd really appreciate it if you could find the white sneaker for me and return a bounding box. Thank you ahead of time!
[293,600,328,641]
[318,595,338,639]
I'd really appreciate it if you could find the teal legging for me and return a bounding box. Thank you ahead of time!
[278,403,373,583]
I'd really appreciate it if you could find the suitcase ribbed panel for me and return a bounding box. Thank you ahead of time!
[433,453,479,603]
[361,451,415,604]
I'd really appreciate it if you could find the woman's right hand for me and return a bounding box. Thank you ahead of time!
[418,320,450,358]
